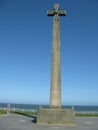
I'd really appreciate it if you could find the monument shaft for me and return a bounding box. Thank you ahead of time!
[50,17,61,109]
[48,4,66,109]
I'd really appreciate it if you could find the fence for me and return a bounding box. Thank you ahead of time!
[0,107,37,112]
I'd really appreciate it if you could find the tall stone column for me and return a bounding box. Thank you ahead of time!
[50,15,61,109]
[37,4,75,125]
[47,4,66,109]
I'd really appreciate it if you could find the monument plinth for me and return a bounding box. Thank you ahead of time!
[37,4,75,125]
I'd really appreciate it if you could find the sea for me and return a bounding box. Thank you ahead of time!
[0,103,98,114]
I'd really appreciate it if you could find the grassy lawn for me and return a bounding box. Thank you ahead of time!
[75,113,98,117]
[0,110,37,115]
[1,110,98,117]
[12,111,38,116]
[0,110,6,115]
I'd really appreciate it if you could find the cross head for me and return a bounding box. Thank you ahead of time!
[47,4,66,19]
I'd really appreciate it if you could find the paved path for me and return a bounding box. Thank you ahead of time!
[0,114,98,130]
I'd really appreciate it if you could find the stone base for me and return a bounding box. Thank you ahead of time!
[37,108,75,125]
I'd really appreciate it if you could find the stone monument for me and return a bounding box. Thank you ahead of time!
[37,4,75,125]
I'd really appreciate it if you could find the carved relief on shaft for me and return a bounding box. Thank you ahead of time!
[47,4,66,109]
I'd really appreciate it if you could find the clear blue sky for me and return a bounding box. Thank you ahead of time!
[0,0,98,105]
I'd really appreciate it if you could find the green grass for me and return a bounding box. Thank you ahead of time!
[13,111,98,117]
[1,110,98,117]
[75,113,98,117]
[0,110,6,115]
[0,110,37,116]
[10,111,38,116]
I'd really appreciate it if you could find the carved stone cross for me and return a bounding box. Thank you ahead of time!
[37,4,75,125]
[47,4,66,20]
[47,4,66,109]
